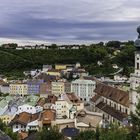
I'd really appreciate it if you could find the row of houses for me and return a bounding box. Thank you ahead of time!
[91,82,129,125]
[0,95,40,125]
[15,45,82,50]
[8,92,102,136]
[24,63,88,79]
[0,75,96,102]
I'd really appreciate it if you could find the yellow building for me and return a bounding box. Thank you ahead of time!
[46,69,61,77]
[10,83,28,96]
[55,93,84,119]
[51,82,65,96]
[0,115,14,125]
[55,64,67,70]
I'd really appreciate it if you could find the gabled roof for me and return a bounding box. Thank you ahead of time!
[91,94,101,102]
[9,112,40,126]
[66,93,81,103]
[47,69,60,72]
[39,109,56,124]
[76,110,102,128]
[94,82,129,107]
[43,65,52,69]
[36,73,57,82]
[96,102,128,122]
[18,131,28,140]
[0,80,6,86]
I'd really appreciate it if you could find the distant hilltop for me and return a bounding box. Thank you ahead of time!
[0,40,134,50]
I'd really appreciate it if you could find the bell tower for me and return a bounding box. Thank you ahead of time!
[130,25,140,113]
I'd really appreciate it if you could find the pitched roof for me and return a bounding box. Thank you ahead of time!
[36,98,46,107]
[46,95,58,104]
[47,69,60,72]
[94,82,129,107]
[76,110,102,127]
[0,80,9,86]
[91,94,101,102]
[18,131,28,140]
[36,73,57,82]
[39,109,56,124]
[66,93,80,103]
[96,102,128,122]
[9,112,40,126]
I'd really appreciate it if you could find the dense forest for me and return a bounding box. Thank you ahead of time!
[0,41,135,78]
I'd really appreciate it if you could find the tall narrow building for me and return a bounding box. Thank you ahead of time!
[130,25,140,113]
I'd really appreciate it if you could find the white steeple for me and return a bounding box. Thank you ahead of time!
[130,25,140,113]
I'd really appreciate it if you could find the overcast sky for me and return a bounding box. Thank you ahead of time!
[0,0,140,45]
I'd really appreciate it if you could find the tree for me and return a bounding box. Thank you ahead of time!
[37,126,64,140]
[72,130,96,140]
[106,41,121,48]
[0,119,18,140]
[99,124,129,140]
[131,100,140,132]
[95,127,100,140]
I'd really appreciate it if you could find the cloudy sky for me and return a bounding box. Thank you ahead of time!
[0,0,140,44]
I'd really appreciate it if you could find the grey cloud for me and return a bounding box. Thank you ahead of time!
[0,0,140,43]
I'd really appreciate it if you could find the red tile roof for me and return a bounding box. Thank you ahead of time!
[91,94,101,102]
[18,131,28,140]
[39,109,56,125]
[94,82,129,107]
[66,93,80,103]
[9,112,40,126]
[96,102,128,122]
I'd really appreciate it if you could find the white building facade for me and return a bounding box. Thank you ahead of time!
[71,79,96,101]
[17,104,43,114]
[130,25,140,113]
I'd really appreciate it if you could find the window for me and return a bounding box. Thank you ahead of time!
[137,63,139,69]
[103,114,105,119]
[120,106,121,111]
[114,104,116,109]
[125,109,128,114]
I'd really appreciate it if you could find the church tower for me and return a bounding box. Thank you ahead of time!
[130,25,140,113]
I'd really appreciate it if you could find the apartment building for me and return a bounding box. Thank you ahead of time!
[51,81,65,96]
[54,93,84,119]
[10,83,28,96]
[71,79,96,101]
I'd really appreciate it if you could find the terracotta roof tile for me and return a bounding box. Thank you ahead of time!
[91,94,101,102]
[18,131,28,140]
[96,102,128,122]
[94,82,129,107]
[10,112,40,126]
[39,109,56,125]
[66,93,80,103]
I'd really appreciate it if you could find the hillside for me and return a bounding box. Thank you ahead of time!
[0,44,135,78]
